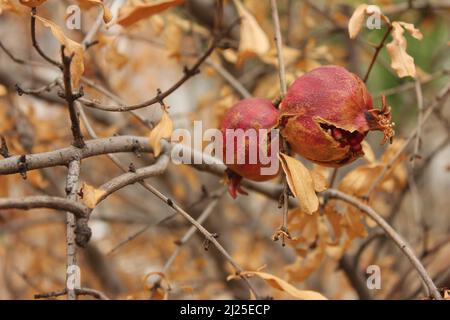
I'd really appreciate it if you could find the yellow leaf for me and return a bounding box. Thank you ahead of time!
[311,169,328,193]
[0,84,7,96]
[19,0,47,7]
[278,152,319,214]
[398,21,423,40]
[76,0,112,23]
[386,21,420,78]
[238,271,327,300]
[149,110,173,157]
[34,15,85,87]
[117,0,185,28]
[361,140,375,163]
[348,4,368,39]
[81,182,106,209]
[232,0,270,58]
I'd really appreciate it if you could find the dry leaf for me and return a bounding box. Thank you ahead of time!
[348,4,368,39]
[232,0,270,59]
[149,109,173,157]
[117,0,185,28]
[19,0,47,7]
[34,15,85,87]
[386,21,421,78]
[236,271,327,300]
[81,182,106,209]
[76,0,112,23]
[278,152,319,214]
[398,21,423,40]
[0,84,7,96]
[361,141,375,163]
[311,169,328,192]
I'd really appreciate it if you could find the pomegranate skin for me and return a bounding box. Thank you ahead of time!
[279,65,393,167]
[220,98,280,186]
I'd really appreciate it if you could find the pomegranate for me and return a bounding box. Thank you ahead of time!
[279,65,394,167]
[220,98,280,197]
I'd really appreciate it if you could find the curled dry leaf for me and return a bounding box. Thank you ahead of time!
[386,21,422,78]
[232,0,270,61]
[117,0,185,28]
[149,109,173,157]
[278,152,319,214]
[80,182,106,209]
[34,16,84,87]
[234,271,327,300]
[348,4,390,39]
[19,0,47,7]
[348,4,368,39]
[76,0,112,23]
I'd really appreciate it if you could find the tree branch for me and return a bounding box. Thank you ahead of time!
[325,189,442,300]
[30,7,62,68]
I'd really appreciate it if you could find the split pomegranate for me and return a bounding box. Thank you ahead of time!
[220,98,280,197]
[279,65,394,167]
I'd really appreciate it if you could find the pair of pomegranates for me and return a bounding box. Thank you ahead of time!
[220,65,394,197]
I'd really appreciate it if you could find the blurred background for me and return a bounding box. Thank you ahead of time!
[0,0,449,299]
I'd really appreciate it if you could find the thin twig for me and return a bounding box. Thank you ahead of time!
[363,25,393,83]
[325,189,442,300]
[150,192,224,294]
[206,60,251,98]
[30,7,62,68]
[412,79,424,168]
[78,19,240,112]
[270,0,291,247]
[61,46,85,148]
[270,0,287,96]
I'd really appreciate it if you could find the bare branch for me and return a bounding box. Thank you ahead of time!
[65,159,81,300]
[0,196,89,218]
[325,189,442,300]
[270,0,287,96]
[30,7,62,68]
[61,46,85,148]
[0,136,153,175]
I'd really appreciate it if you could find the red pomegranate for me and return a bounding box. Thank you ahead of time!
[220,98,280,197]
[279,65,394,167]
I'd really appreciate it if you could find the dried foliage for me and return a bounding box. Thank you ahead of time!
[0,0,449,301]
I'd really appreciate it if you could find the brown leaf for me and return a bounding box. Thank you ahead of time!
[117,0,185,28]
[149,109,173,157]
[34,15,85,87]
[311,169,328,192]
[236,271,327,300]
[0,84,7,96]
[81,182,106,209]
[361,141,375,163]
[19,0,47,7]
[278,152,319,214]
[348,4,368,39]
[76,0,112,23]
[232,0,270,59]
[398,21,423,40]
[386,21,421,78]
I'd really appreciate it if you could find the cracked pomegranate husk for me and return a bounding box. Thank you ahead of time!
[279,65,394,167]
